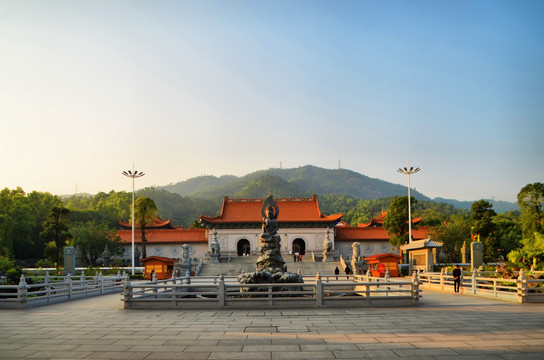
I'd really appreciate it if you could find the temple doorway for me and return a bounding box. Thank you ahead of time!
[292,238,306,255]
[237,239,251,256]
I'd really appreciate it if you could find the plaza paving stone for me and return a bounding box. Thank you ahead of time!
[0,290,543,359]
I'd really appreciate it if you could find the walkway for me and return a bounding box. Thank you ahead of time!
[1,290,543,359]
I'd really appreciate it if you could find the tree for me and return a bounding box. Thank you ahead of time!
[493,211,522,260]
[517,182,544,239]
[508,232,544,270]
[40,206,70,266]
[70,221,123,266]
[470,200,497,262]
[133,197,158,259]
[430,214,471,262]
[383,196,418,247]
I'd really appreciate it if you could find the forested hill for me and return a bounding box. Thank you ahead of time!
[161,165,431,201]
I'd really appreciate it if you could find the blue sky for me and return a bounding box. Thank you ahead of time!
[1,0,542,202]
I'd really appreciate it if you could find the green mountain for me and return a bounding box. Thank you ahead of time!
[161,165,430,201]
[162,175,237,196]
[158,165,518,214]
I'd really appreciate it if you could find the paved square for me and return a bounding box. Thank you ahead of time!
[1,290,543,359]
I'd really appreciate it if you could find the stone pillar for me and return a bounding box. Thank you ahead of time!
[102,245,111,267]
[63,246,76,276]
[75,246,82,267]
[460,241,470,264]
[470,241,483,270]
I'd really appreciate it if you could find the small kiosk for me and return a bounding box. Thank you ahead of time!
[140,256,175,280]
[364,253,403,277]
[400,237,442,274]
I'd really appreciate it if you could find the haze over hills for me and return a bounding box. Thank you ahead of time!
[160,165,518,212]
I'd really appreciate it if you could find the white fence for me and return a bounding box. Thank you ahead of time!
[122,272,421,309]
[0,272,126,309]
[418,268,544,303]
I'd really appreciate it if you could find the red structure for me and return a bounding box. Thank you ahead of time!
[140,256,176,280]
[364,253,403,277]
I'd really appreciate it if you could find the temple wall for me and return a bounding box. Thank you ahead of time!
[211,227,336,255]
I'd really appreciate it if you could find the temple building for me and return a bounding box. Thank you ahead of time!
[200,196,430,260]
[115,195,430,264]
[200,196,343,257]
[117,217,208,263]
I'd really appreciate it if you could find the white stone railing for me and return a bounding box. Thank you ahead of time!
[0,272,126,309]
[418,269,544,303]
[122,271,421,309]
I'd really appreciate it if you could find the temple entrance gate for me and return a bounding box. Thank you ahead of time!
[237,239,251,256]
[292,238,306,255]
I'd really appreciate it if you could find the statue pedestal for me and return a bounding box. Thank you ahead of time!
[323,251,336,262]
[209,253,220,264]
[174,262,192,277]
[351,259,364,275]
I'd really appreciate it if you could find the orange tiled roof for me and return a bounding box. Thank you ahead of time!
[200,195,342,225]
[364,253,404,261]
[119,216,174,229]
[117,228,207,244]
[336,225,429,242]
[140,256,177,264]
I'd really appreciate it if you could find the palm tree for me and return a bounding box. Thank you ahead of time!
[133,197,158,259]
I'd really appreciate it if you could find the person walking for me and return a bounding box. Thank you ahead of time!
[452,265,461,293]
[334,266,339,280]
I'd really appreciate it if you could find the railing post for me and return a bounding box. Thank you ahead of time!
[493,278,497,298]
[365,268,370,282]
[315,272,323,307]
[412,271,420,304]
[440,268,445,290]
[217,273,225,308]
[517,269,527,304]
[99,272,104,294]
[385,270,390,296]
[67,273,72,299]
[123,273,132,308]
[17,274,28,308]
[152,272,158,298]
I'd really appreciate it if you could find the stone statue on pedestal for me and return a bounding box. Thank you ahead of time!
[322,227,335,262]
[238,195,303,292]
[352,242,361,261]
[175,244,195,277]
[209,228,221,263]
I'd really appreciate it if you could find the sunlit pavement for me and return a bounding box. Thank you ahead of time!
[1,289,543,359]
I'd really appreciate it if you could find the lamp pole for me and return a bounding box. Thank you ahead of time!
[122,168,145,275]
[397,165,420,244]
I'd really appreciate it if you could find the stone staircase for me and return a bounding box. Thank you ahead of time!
[198,255,341,277]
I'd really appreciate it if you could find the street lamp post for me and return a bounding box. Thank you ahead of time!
[122,168,145,275]
[397,165,420,244]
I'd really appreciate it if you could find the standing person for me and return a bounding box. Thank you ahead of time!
[334,266,339,280]
[452,265,461,293]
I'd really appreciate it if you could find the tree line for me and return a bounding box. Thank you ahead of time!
[1,183,542,271]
